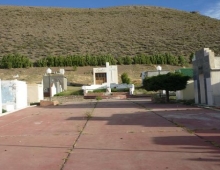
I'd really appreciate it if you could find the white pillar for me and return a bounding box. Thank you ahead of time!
[106,62,111,87]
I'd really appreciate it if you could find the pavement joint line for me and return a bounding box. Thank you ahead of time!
[60,101,98,170]
[129,100,195,131]
[193,133,220,149]
[130,100,220,149]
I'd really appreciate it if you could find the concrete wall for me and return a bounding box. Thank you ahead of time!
[27,84,43,103]
[176,80,194,100]
[206,78,213,106]
[108,65,118,85]
[1,80,16,111]
[16,81,27,109]
[210,71,220,106]
[43,74,67,96]
[43,74,67,91]
[82,83,135,95]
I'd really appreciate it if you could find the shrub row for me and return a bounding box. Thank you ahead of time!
[0,53,190,69]
[0,54,32,69]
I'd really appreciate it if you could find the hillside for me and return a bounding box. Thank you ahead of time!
[0,6,220,60]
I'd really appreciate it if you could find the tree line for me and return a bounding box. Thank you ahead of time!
[0,53,191,69]
[0,54,33,69]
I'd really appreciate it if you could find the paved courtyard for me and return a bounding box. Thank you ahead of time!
[0,98,219,170]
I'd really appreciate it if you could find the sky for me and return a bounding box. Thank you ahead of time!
[0,0,220,19]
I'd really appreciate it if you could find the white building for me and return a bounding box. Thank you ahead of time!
[82,62,134,95]
[43,68,67,97]
[93,62,118,86]
[192,48,220,106]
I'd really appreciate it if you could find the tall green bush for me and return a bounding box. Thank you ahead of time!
[121,73,131,84]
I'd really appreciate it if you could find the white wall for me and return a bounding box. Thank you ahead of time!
[82,83,135,95]
[107,65,118,85]
[1,80,28,111]
[93,62,118,85]
[176,80,194,100]
[1,80,16,111]
[15,80,28,109]
[210,71,220,106]
[27,84,43,103]
[206,78,213,106]
[211,71,220,94]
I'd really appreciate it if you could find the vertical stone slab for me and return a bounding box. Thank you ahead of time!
[206,78,213,106]
[199,74,206,104]
[194,81,199,104]
[15,80,28,109]
[51,83,56,97]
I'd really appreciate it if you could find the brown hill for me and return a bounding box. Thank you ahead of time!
[0,5,220,60]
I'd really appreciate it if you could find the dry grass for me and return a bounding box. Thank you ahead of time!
[0,64,183,84]
[0,6,220,59]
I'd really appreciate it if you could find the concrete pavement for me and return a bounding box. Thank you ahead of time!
[0,98,219,170]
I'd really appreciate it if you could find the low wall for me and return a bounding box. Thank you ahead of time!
[82,83,135,95]
[84,92,129,99]
[40,100,59,106]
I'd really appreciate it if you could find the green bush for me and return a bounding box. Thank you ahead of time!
[96,96,102,101]
[0,53,191,68]
[111,88,129,92]
[0,54,32,69]
[54,93,64,96]
[133,87,148,94]
[71,90,83,95]
[54,89,84,96]
[2,109,7,113]
[93,89,106,93]
[30,102,40,106]
[73,65,77,71]
[183,99,195,105]
[121,73,131,84]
